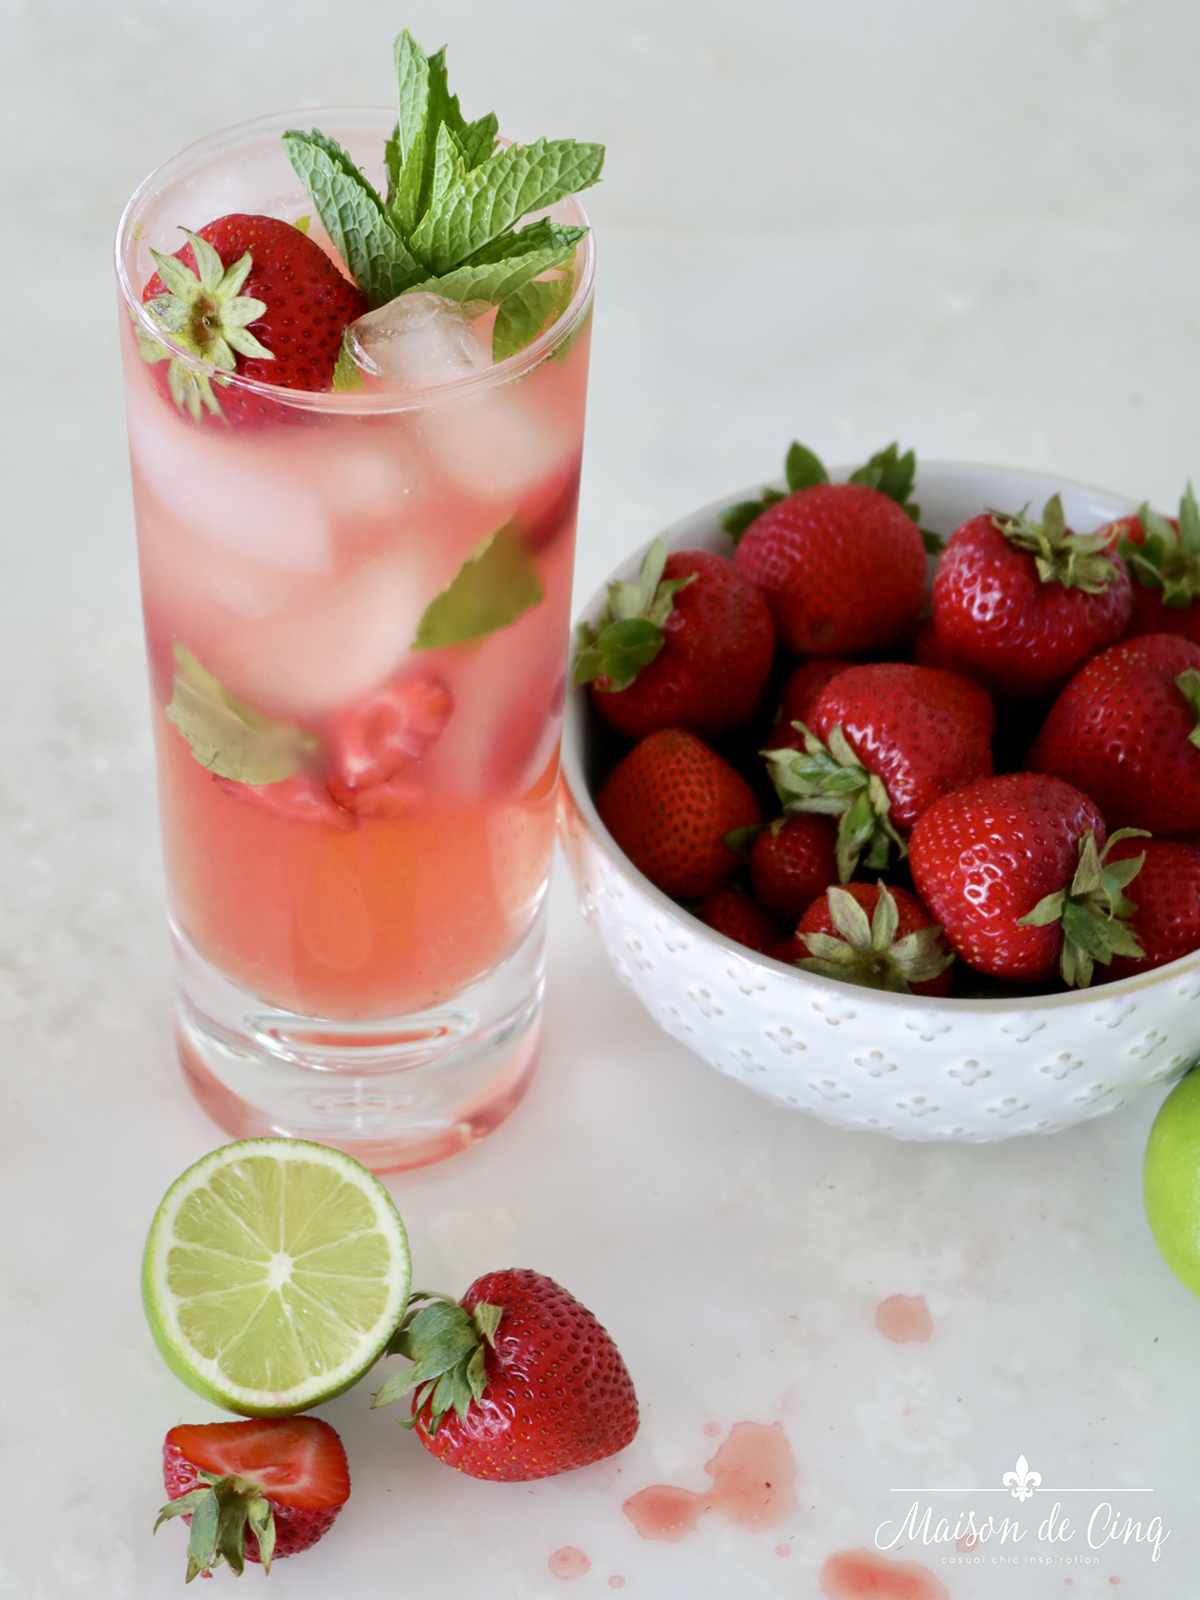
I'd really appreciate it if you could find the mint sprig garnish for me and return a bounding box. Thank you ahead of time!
[414,522,544,649]
[283,30,603,363]
[164,645,317,784]
[721,440,942,553]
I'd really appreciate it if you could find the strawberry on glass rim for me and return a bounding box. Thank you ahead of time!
[371,1269,638,1481]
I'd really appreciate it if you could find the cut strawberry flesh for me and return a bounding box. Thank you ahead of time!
[328,675,454,801]
[215,772,355,830]
[165,1418,350,1510]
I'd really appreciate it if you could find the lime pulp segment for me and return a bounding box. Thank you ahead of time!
[143,1138,411,1416]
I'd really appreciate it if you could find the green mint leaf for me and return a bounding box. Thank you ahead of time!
[429,119,467,211]
[394,29,431,169]
[785,442,829,492]
[331,335,364,390]
[292,215,311,234]
[408,240,576,311]
[493,273,575,362]
[164,645,316,784]
[282,129,424,305]
[461,218,586,269]
[460,111,499,170]
[410,138,605,276]
[414,522,544,649]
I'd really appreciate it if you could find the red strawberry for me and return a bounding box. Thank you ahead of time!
[909,773,1144,985]
[734,483,926,656]
[597,728,761,898]
[372,1271,638,1481]
[1114,488,1200,645]
[216,771,356,830]
[327,675,454,811]
[749,814,839,923]
[792,880,955,997]
[140,214,367,424]
[1028,634,1200,837]
[575,541,774,739]
[763,659,852,752]
[157,1417,350,1580]
[932,496,1132,699]
[700,885,785,953]
[1105,837,1200,979]
[764,663,994,880]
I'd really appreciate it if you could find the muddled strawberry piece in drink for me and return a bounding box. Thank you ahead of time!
[215,772,355,830]
[327,676,454,805]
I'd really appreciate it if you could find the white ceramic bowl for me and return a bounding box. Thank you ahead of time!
[559,462,1200,1141]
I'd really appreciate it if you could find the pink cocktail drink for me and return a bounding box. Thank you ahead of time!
[116,60,600,1170]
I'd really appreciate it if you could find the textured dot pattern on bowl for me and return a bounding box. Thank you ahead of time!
[559,463,1200,1141]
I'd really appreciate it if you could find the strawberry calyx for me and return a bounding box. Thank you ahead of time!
[797,881,955,993]
[720,440,941,552]
[155,1470,276,1581]
[1119,487,1200,607]
[763,722,906,881]
[1016,828,1148,987]
[371,1291,503,1435]
[139,229,273,420]
[1177,668,1200,750]
[573,538,696,691]
[991,494,1123,593]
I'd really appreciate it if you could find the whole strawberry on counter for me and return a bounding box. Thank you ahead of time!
[725,442,930,657]
[140,216,368,423]
[1115,485,1200,645]
[1104,838,1200,979]
[1028,634,1200,837]
[156,1416,350,1580]
[783,880,955,997]
[574,539,775,739]
[597,728,761,898]
[932,495,1132,699]
[909,772,1146,985]
[372,1269,638,1481]
[763,663,994,881]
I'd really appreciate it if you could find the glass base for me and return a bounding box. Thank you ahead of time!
[171,903,545,1173]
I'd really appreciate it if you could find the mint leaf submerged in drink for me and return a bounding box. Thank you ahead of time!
[165,645,317,783]
[283,30,603,366]
[414,523,544,649]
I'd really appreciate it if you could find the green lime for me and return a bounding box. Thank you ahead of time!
[142,1138,410,1417]
[1144,1068,1200,1297]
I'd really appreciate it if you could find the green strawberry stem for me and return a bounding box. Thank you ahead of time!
[139,230,272,420]
[796,881,954,993]
[720,440,942,552]
[762,722,906,881]
[1016,828,1148,987]
[371,1291,503,1435]
[573,538,696,690]
[155,1471,277,1582]
[282,31,603,363]
[1176,668,1200,749]
[990,495,1123,593]
[1119,486,1200,606]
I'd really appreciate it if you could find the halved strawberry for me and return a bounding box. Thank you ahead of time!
[327,676,454,811]
[157,1417,350,1579]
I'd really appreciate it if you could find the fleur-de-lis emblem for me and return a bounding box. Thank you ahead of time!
[1002,1455,1041,1500]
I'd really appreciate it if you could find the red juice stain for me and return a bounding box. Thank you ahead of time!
[956,1532,977,1551]
[1109,1581,1120,1587]
[622,1421,798,1542]
[876,1294,933,1343]
[609,1580,626,1590]
[820,1548,949,1600]
[703,1421,721,1437]
[775,1543,792,1557]
[548,1547,590,1579]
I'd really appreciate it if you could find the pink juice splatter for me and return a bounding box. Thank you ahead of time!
[876,1294,934,1343]
[622,1421,798,1543]
[820,1548,949,1599]
[548,1547,591,1579]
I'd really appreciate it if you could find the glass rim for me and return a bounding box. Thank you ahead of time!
[114,105,596,415]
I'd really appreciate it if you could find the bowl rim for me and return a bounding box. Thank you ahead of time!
[561,459,1200,1014]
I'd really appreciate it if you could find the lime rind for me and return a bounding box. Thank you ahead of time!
[142,1138,411,1417]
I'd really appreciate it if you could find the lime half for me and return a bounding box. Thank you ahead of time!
[143,1138,410,1416]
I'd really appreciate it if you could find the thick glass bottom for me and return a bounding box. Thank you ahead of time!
[171,902,545,1172]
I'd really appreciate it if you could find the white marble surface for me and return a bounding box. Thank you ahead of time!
[4,1,1200,1595]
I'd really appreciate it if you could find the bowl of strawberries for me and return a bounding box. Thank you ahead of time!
[559,447,1200,1140]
